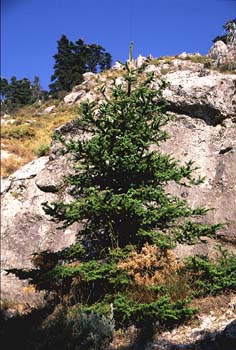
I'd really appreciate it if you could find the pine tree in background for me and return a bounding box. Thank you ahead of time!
[49,34,75,98]
[0,77,9,113]
[49,35,112,98]
[31,75,42,103]
[0,77,9,99]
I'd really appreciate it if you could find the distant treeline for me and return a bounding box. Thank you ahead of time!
[0,76,49,113]
[0,35,112,112]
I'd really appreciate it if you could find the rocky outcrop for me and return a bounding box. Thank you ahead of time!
[163,70,236,125]
[1,156,80,304]
[1,55,236,306]
[208,40,229,63]
[207,40,236,70]
[162,115,236,244]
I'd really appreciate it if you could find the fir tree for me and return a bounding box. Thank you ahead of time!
[1,75,47,112]
[9,51,223,338]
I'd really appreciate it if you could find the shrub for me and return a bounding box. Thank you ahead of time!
[218,62,236,73]
[67,311,114,350]
[40,308,114,350]
[117,244,181,286]
[184,246,236,296]
[1,125,35,139]
[34,143,50,157]
[113,293,196,330]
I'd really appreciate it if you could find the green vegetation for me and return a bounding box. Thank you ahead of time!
[34,143,50,157]
[185,246,236,297]
[49,35,112,98]
[149,56,175,66]
[0,76,48,113]
[39,308,114,350]
[1,125,36,139]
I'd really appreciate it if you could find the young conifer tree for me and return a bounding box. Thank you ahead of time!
[10,46,222,333]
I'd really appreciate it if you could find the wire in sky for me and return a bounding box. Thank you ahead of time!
[129,0,134,43]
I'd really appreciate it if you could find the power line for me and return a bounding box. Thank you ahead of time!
[129,0,134,43]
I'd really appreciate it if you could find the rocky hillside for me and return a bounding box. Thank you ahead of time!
[1,41,236,347]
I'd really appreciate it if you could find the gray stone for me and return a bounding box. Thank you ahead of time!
[207,41,228,61]
[163,70,236,125]
[162,114,236,243]
[1,178,11,194]
[208,41,236,69]
[83,72,96,80]
[111,61,124,70]
[136,54,148,67]
[64,91,83,104]
[9,157,49,181]
[1,149,16,161]
[1,155,80,305]
[115,77,125,86]
[214,320,236,350]
[178,52,188,59]
[43,105,55,114]
[1,119,16,125]
[35,158,73,192]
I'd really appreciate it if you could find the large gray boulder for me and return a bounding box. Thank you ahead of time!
[163,70,236,125]
[208,40,236,69]
[1,156,80,304]
[207,40,229,62]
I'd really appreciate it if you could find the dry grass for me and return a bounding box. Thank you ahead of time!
[149,56,176,66]
[1,104,78,177]
[1,156,29,177]
[190,292,234,316]
[118,244,182,287]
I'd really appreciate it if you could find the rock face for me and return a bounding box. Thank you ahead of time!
[207,40,236,69]
[162,115,236,244]
[1,54,236,306]
[1,156,81,304]
[207,40,229,63]
[163,70,236,125]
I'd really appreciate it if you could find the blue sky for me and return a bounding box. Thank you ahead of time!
[1,0,235,89]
